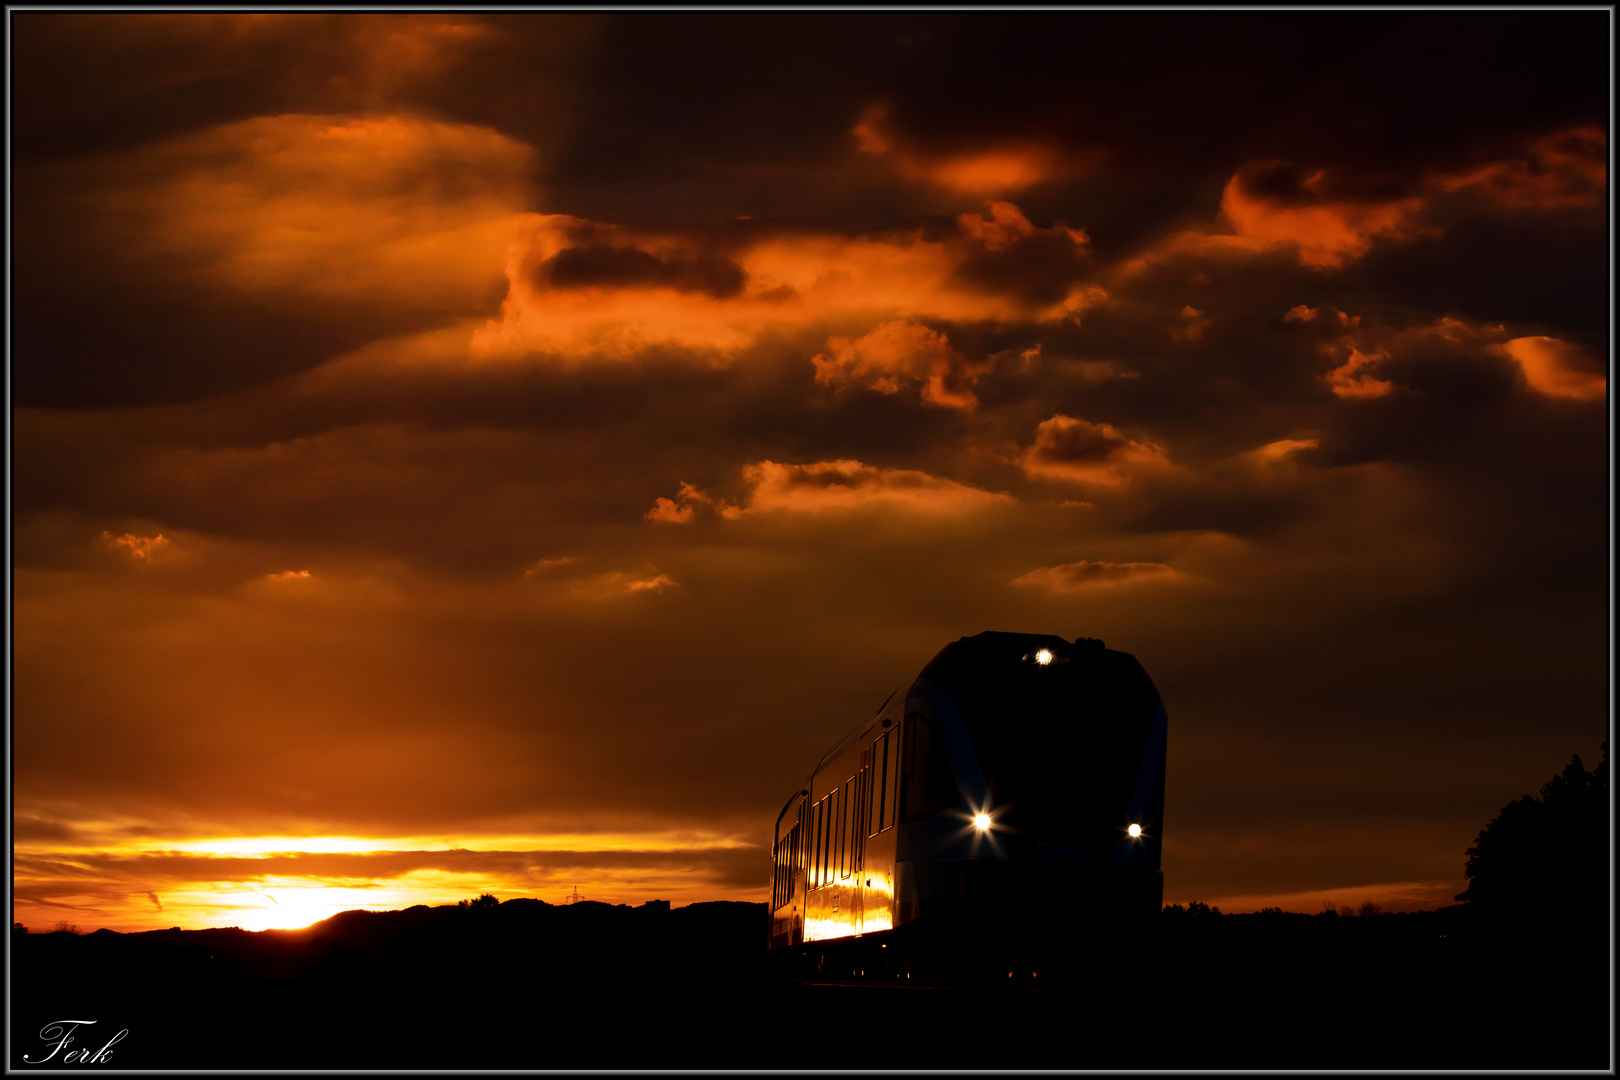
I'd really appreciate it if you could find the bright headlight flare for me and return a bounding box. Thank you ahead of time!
[1127,823,1143,838]
[1034,649,1053,666]
[973,813,992,831]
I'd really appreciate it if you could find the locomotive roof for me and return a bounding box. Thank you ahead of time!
[804,630,1120,785]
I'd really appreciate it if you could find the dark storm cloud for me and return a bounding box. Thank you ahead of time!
[11,12,1607,930]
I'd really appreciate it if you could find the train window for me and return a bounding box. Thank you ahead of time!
[853,768,868,870]
[822,790,836,887]
[883,728,900,830]
[818,794,830,889]
[828,787,836,884]
[811,796,825,889]
[871,731,891,835]
[789,822,801,905]
[774,819,801,909]
[901,713,956,821]
[796,802,806,879]
[805,799,815,891]
[849,774,860,876]
[839,780,851,879]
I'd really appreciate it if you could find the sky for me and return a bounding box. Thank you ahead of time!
[10,12,1610,933]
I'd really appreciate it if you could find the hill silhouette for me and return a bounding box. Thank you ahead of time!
[11,888,1609,1070]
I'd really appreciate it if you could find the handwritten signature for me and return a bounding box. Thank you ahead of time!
[23,1020,128,1064]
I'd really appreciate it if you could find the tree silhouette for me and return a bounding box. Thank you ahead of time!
[1456,742,1608,926]
[1162,900,1222,918]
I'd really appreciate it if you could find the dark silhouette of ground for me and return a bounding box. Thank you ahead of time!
[10,753,1610,1070]
[10,890,1610,1070]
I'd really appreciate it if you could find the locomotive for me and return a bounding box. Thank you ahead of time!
[767,631,1167,981]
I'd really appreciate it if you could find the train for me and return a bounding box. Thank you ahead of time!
[767,631,1167,982]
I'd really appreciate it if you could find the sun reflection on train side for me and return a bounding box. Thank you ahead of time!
[804,916,860,942]
[860,911,894,933]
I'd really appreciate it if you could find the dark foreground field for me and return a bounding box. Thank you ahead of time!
[10,900,1610,1070]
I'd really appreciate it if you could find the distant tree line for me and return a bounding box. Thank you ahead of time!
[1455,742,1608,927]
[1161,741,1607,923]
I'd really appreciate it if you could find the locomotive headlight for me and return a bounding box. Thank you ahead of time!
[973,813,993,831]
[1034,649,1053,666]
[1127,823,1143,838]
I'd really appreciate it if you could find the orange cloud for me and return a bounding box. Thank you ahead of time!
[1019,415,1171,488]
[1129,128,1603,281]
[100,531,169,561]
[648,462,1013,526]
[267,570,313,581]
[812,320,988,409]
[1494,337,1607,401]
[646,497,695,524]
[1170,305,1212,342]
[1247,437,1321,464]
[645,483,741,524]
[61,113,535,313]
[1010,560,1182,594]
[1324,347,1395,400]
[1220,162,1430,269]
[740,459,1012,516]
[559,569,681,600]
[473,214,1093,363]
[955,201,1087,255]
[1287,305,1398,399]
[853,104,1060,196]
[1438,126,1607,210]
[1306,314,1603,403]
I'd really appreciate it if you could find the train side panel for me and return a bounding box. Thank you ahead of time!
[770,693,905,950]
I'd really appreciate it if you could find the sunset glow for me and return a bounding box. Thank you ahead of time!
[12,12,1605,939]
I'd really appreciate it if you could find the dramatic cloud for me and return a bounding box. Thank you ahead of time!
[101,532,170,561]
[853,103,1065,195]
[1437,126,1607,211]
[812,320,988,409]
[33,113,533,308]
[1494,336,1607,401]
[647,483,741,524]
[1219,160,1432,269]
[11,13,1606,932]
[1324,347,1396,400]
[1019,415,1173,488]
[472,209,1102,364]
[739,460,1012,516]
[1011,560,1183,594]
